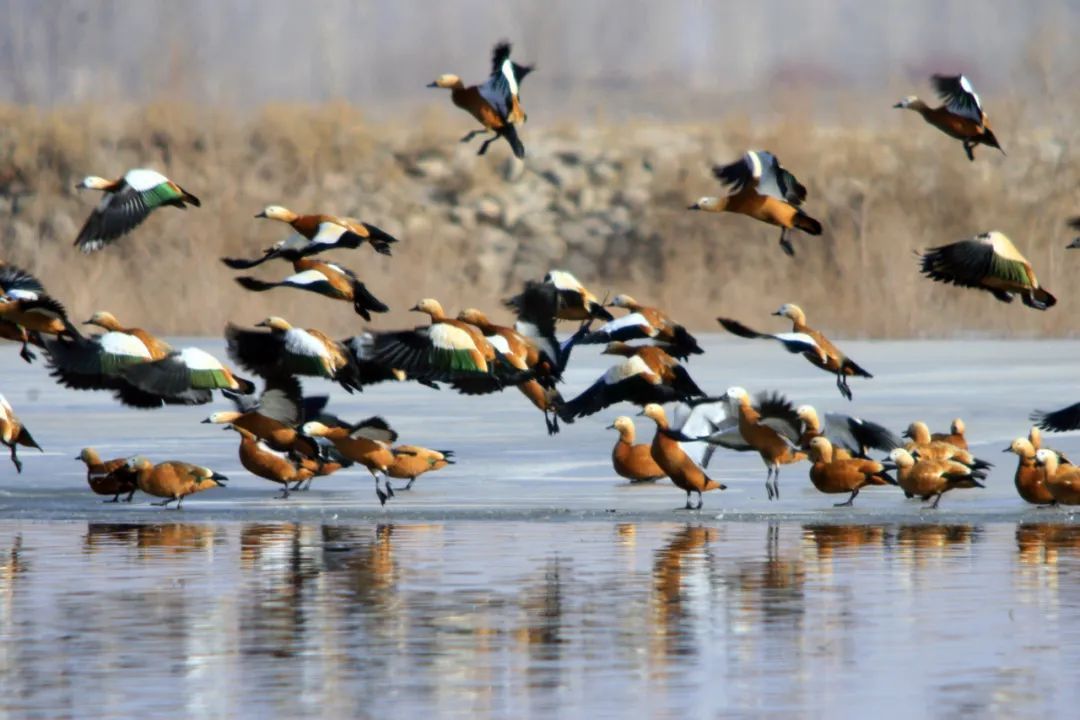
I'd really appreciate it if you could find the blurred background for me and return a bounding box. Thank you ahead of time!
[1,0,1079,336]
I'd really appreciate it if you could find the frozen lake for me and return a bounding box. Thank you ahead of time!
[1,335,1079,716]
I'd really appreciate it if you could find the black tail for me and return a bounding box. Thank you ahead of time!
[17,427,42,451]
[717,317,767,340]
[842,357,873,379]
[235,277,276,292]
[351,281,389,320]
[793,211,823,236]
[981,128,1005,155]
[501,124,525,159]
[875,469,898,486]
[221,255,271,270]
[670,326,704,357]
[362,223,398,256]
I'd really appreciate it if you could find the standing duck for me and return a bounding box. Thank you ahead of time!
[639,404,726,509]
[931,419,968,450]
[222,205,397,268]
[228,425,321,499]
[894,75,1004,161]
[581,294,703,359]
[902,422,991,470]
[387,446,455,491]
[428,41,533,158]
[76,448,138,502]
[888,448,986,508]
[723,387,806,500]
[235,257,389,320]
[127,457,227,508]
[202,376,327,460]
[0,393,41,474]
[807,437,896,507]
[74,169,200,252]
[1035,450,1080,506]
[919,231,1055,310]
[718,304,872,400]
[1004,438,1054,506]
[606,416,666,483]
[689,150,822,256]
[300,418,398,506]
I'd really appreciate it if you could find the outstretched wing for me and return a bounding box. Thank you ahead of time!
[932,74,984,123]
[754,391,802,443]
[1031,402,1080,433]
[920,233,1033,291]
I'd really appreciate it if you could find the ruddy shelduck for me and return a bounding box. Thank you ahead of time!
[236,257,389,320]
[504,271,613,322]
[127,456,227,509]
[689,150,822,256]
[301,417,398,505]
[640,404,725,509]
[226,317,363,393]
[202,376,324,459]
[888,448,986,508]
[606,416,666,483]
[796,405,900,458]
[1030,399,1080,434]
[120,346,255,404]
[919,231,1055,310]
[222,205,397,268]
[74,169,200,252]
[229,425,322,498]
[386,446,455,491]
[931,418,968,450]
[807,437,896,507]
[719,304,872,401]
[1035,450,1080,506]
[428,41,533,158]
[0,263,49,362]
[1004,438,1054,506]
[0,394,41,474]
[902,422,991,470]
[76,447,138,502]
[894,75,1004,161]
[723,387,807,500]
[583,294,703,359]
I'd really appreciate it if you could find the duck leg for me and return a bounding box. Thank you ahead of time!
[778,228,795,257]
[962,140,975,162]
[771,465,781,500]
[374,471,388,506]
[695,491,704,510]
[152,497,177,507]
[765,467,775,500]
[836,373,853,401]
[124,489,136,502]
[477,135,498,156]
[834,488,859,507]
[277,485,291,500]
[683,490,693,510]
[8,445,22,474]
[104,494,120,503]
[928,492,944,509]
[460,129,489,144]
[18,341,35,363]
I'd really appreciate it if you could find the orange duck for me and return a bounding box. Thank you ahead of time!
[640,404,726,509]
[76,448,138,502]
[74,169,199,252]
[387,446,454,491]
[607,416,665,483]
[126,457,227,509]
[807,437,896,507]
[894,74,1004,161]
[235,257,389,320]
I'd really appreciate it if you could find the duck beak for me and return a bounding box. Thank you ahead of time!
[770,311,782,316]
[605,424,615,430]
[254,210,267,218]
[1067,238,1080,250]
[892,102,904,109]
[255,320,268,328]
[687,203,701,211]
[426,81,438,88]
[635,410,646,417]
[409,304,421,312]
[81,319,94,325]
[1002,446,1012,453]
[200,417,212,424]
[901,430,912,439]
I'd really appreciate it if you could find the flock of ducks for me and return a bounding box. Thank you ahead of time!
[2,42,1080,512]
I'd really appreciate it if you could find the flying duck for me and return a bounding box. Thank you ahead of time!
[428,41,533,158]
[894,74,1004,161]
[504,272,613,322]
[74,169,200,252]
[222,205,397,268]
[226,317,365,393]
[235,257,389,320]
[919,231,1055,310]
[689,150,822,256]
[0,263,48,362]
[76,448,138,503]
[639,404,726,509]
[723,387,806,500]
[386,446,455,491]
[300,417,398,506]
[807,437,896,507]
[581,294,703,359]
[0,292,78,342]
[606,416,666,483]
[718,303,872,400]
[1034,450,1080,506]
[887,449,986,509]
[126,457,227,509]
[0,393,41,474]
[121,346,255,403]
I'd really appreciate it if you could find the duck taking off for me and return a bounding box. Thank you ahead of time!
[74,169,200,253]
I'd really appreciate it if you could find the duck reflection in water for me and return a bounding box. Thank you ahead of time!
[1016,523,1080,565]
[802,524,887,561]
[651,525,718,656]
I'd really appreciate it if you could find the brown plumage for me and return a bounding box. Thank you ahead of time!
[301,418,398,506]
[807,437,895,507]
[248,204,397,257]
[1035,450,1080,505]
[0,393,41,474]
[689,150,821,256]
[641,404,725,509]
[235,257,389,320]
[582,294,703,359]
[902,422,989,469]
[725,387,806,500]
[931,418,968,450]
[386,445,454,491]
[607,416,665,483]
[919,231,1054,310]
[83,311,172,359]
[77,447,138,502]
[0,294,76,339]
[0,262,48,362]
[889,449,985,509]
[894,75,1004,161]
[601,342,705,397]
[127,457,227,509]
[1005,438,1054,506]
[230,426,319,498]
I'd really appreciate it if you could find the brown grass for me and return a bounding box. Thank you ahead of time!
[0,99,1077,339]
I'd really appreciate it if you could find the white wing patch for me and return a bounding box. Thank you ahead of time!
[598,312,654,335]
[311,222,348,246]
[773,332,820,353]
[99,331,153,359]
[501,58,519,96]
[428,323,478,351]
[746,150,763,179]
[6,289,38,301]
[284,270,329,286]
[604,355,652,384]
[985,231,1025,262]
[285,329,332,359]
[544,270,583,292]
[178,347,226,371]
[959,75,982,112]
[271,233,310,252]
[486,333,512,355]
[124,169,169,192]
[0,393,12,420]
